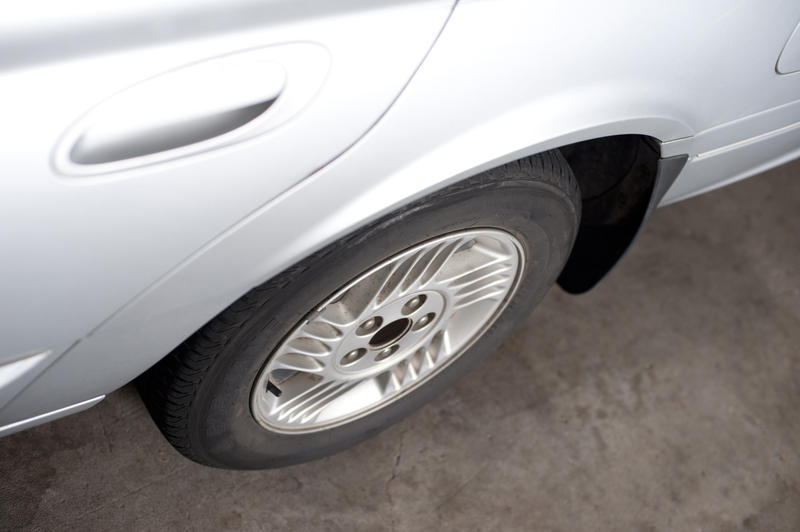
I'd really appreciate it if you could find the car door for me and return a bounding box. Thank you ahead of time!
[0,0,454,418]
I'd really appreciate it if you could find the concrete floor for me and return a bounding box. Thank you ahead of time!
[3,160,800,532]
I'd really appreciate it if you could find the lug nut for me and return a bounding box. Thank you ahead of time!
[375,344,399,361]
[402,294,427,315]
[341,348,366,366]
[356,317,382,336]
[413,312,436,331]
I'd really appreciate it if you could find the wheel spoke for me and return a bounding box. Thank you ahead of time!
[298,320,344,343]
[284,337,332,357]
[287,381,359,425]
[370,251,422,308]
[455,275,511,301]
[453,286,507,310]
[399,239,461,293]
[270,353,325,373]
[419,239,464,285]
[270,379,330,417]
[442,259,513,289]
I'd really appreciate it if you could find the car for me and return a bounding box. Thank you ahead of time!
[2,0,799,469]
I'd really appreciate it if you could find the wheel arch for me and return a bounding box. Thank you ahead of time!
[557,135,688,293]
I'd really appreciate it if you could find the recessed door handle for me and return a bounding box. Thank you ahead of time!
[63,50,291,166]
[71,99,276,165]
[55,43,329,177]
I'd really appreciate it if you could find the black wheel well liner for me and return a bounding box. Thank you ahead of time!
[556,135,688,293]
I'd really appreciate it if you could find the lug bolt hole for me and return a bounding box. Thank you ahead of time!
[402,294,427,315]
[341,348,366,366]
[356,316,383,336]
[375,344,399,362]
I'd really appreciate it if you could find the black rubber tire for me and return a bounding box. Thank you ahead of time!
[139,151,581,469]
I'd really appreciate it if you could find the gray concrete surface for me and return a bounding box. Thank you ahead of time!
[2,160,800,532]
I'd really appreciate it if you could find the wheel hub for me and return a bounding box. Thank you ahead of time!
[368,318,411,349]
[330,290,445,376]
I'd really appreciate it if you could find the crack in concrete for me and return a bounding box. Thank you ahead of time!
[435,463,487,516]
[384,431,406,531]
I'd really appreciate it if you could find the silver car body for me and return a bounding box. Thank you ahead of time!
[2,0,800,435]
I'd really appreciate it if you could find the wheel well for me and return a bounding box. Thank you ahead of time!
[557,135,661,293]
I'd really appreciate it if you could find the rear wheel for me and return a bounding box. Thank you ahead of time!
[141,151,581,469]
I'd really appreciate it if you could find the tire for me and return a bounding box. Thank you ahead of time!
[140,150,581,469]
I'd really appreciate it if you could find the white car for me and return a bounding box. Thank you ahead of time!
[2,0,800,469]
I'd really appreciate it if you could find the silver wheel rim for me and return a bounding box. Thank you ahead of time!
[251,229,525,433]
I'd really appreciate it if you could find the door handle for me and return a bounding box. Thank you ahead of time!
[71,99,276,165]
[54,43,330,176]
[70,55,285,165]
